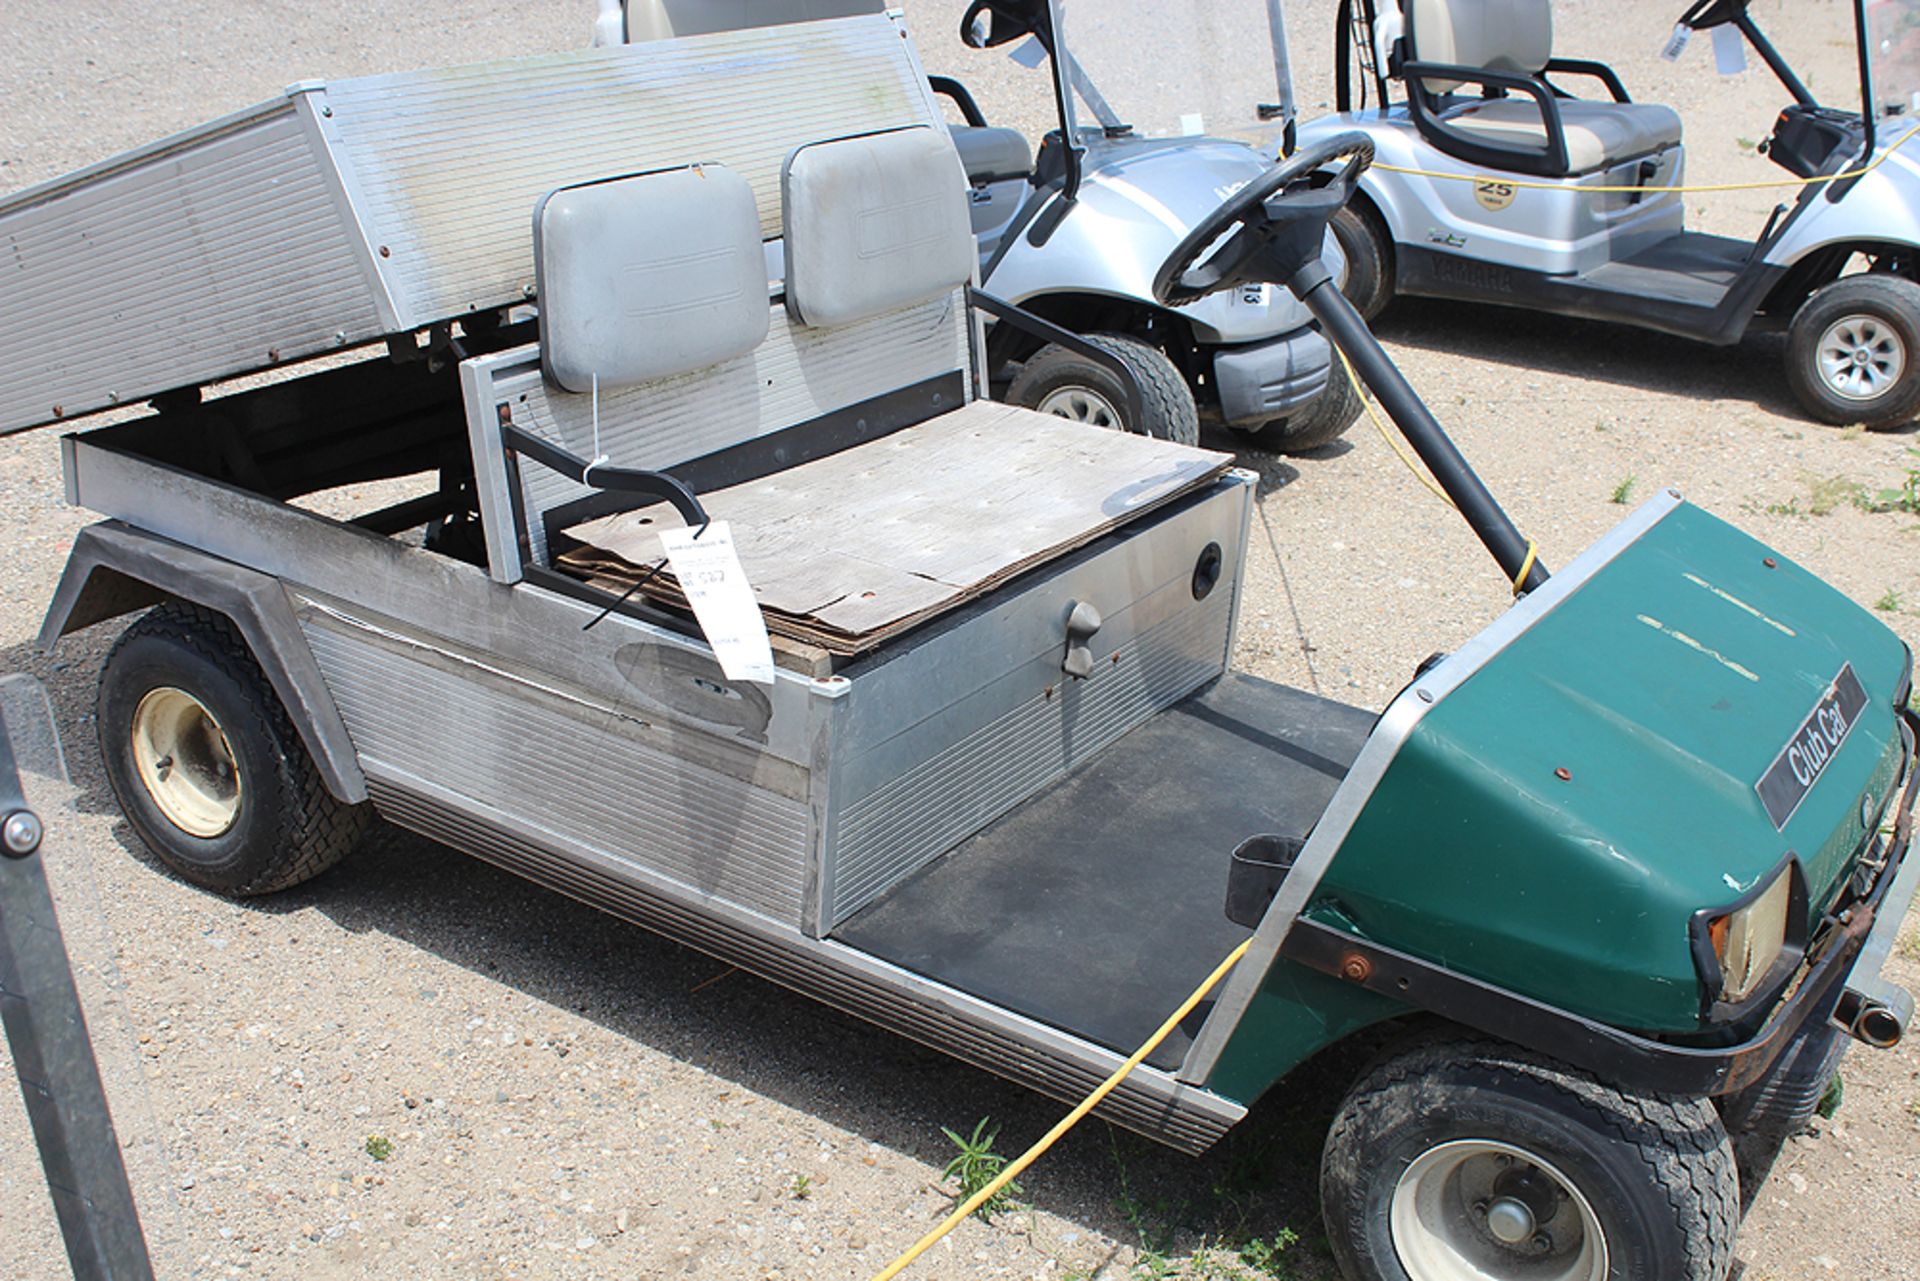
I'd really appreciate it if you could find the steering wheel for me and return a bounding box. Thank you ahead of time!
[961,0,1042,50]
[1152,132,1375,309]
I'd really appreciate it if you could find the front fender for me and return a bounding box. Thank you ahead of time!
[1762,138,1920,268]
[982,137,1340,343]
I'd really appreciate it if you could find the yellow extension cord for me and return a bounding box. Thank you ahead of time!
[1329,344,1537,596]
[868,120,1920,1281]
[870,939,1252,1281]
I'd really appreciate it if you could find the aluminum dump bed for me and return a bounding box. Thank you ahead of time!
[0,15,940,436]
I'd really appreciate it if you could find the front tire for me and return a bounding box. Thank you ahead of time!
[1786,274,1920,427]
[1331,203,1394,323]
[1006,332,1200,446]
[1321,1034,1738,1281]
[99,603,368,896]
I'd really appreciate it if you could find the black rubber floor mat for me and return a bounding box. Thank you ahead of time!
[834,671,1376,1071]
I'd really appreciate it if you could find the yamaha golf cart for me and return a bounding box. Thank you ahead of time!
[9,7,1918,1280]
[607,0,1362,452]
[1297,0,1920,428]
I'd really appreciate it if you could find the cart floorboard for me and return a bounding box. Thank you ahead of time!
[835,672,1374,1070]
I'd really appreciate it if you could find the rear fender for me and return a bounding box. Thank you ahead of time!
[39,521,366,805]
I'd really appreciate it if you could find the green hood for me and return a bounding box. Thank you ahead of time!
[1316,499,1910,1033]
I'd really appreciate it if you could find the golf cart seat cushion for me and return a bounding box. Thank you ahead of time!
[1407,0,1552,95]
[557,400,1231,653]
[782,127,976,328]
[1442,97,1682,173]
[534,165,770,392]
[952,125,1033,185]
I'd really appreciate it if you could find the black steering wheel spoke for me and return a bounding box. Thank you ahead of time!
[1152,132,1375,309]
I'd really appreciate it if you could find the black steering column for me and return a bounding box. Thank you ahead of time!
[1154,133,1549,595]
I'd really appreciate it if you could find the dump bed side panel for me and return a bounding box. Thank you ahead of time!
[323,15,937,327]
[0,13,942,438]
[0,101,379,436]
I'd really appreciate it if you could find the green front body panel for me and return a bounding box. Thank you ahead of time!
[1206,502,1910,1105]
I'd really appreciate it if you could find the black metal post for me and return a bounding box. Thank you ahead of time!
[1287,262,1550,593]
[0,708,155,1281]
[1853,0,1878,155]
[1733,13,1818,108]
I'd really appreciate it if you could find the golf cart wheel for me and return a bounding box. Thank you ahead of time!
[1233,362,1365,454]
[1786,274,1920,427]
[99,603,368,896]
[1331,203,1393,323]
[1007,332,1200,446]
[1321,1033,1738,1281]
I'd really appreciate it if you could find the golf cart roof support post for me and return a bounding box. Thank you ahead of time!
[1854,0,1878,155]
[1288,262,1549,593]
[1360,0,1391,113]
[1335,0,1354,113]
[1265,0,1298,152]
[1730,9,1817,109]
[1038,0,1084,200]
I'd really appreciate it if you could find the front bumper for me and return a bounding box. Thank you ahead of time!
[1835,811,1920,1046]
[1280,715,1919,1098]
[1210,328,1332,426]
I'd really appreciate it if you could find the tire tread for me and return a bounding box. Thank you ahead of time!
[101,603,365,895]
[1323,1032,1738,1281]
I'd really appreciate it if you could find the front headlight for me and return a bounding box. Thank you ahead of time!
[1693,860,1805,1008]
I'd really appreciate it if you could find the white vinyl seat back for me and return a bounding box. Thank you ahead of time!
[782,128,976,329]
[534,165,770,392]
[1405,0,1679,173]
[1406,0,1553,95]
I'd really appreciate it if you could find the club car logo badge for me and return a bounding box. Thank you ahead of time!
[1474,180,1517,212]
[1755,664,1869,830]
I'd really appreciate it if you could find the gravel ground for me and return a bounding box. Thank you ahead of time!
[3,2,1918,1279]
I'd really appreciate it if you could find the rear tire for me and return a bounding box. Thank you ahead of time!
[1006,332,1200,446]
[98,603,368,896]
[1321,1033,1738,1281]
[1786,274,1920,427]
[1331,203,1394,323]
[1232,360,1364,454]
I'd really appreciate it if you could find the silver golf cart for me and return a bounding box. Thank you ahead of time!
[1298,0,1920,427]
[8,9,1919,1280]
[609,0,1364,452]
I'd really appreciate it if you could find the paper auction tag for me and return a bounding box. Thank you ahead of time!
[1009,36,1047,69]
[1659,23,1691,62]
[1712,23,1748,75]
[658,522,774,685]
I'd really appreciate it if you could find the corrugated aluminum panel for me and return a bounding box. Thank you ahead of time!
[830,592,1234,923]
[499,290,971,567]
[0,102,380,435]
[302,614,813,926]
[324,14,939,329]
[0,13,940,436]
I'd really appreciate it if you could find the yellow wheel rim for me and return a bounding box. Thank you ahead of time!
[130,686,242,838]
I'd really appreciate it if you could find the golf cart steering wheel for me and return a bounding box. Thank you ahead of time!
[1152,133,1375,308]
[960,0,1044,50]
